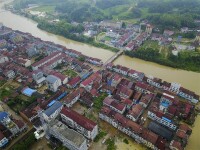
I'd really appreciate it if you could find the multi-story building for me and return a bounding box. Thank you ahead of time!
[60,107,98,140]
[0,55,9,64]
[47,120,88,150]
[103,97,126,114]
[99,106,159,150]
[126,104,144,122]
[43,101,63,122]
[32,52,63,70]
[46,75,62,92]
[0,112,20,136]
[32,70,46,86]
[0,131,8,148]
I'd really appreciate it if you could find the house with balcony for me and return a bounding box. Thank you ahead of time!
[146,77,162,89]
[128,69,144,81]
[0,131,8,148]
[47,120,88,150]
[60,107,98,140]
[135,82,149,93]
[46,75,62,92]
[63,88,85,107]
[43,101,63,122]
[169,82,181,94]
[103,97,126,114]
[99,106,159,150]
[139,94,154,108]
[126,104,144,122]
[32,70,46,86]
[0,112,20,136]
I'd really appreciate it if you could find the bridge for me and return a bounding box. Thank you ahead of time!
[103,49,123,67]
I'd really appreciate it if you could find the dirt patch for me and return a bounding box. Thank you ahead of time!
[30,137,52,150]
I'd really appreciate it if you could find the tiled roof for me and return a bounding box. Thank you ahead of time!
[0,131,5,141]
[61,107,97,131]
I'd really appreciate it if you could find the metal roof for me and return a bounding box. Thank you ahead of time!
[148,122,173,141]
[0,112,8,122]
[46,75,60,84]
[44,101,62,117]
[22,87,37,97]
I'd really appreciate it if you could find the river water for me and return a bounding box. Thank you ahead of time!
[0,0,199,149]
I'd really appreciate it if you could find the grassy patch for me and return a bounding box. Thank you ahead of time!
[85,112,97,122]
[123,138,129,144]
[7,95,37,112]
[62,69,77,78]
[0,87,13,100]
[94,131,107,142]
[141,40,160,49]
[31,5,55,13]
[104,36,112,41]
[12,133,36,150]
[93,93,108,111]
[0,80,6,87]
[106,138,116,150]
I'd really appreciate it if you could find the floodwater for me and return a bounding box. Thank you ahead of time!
[0,0,200,150]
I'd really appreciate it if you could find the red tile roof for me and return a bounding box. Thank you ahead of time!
[32,52,61,67]
[67,76,81,86]
[176,130,187,139]
[179,124,192,133]
[0,131,5,141]
[13,120,26,129]
[171,140,183,150]
[61,107,97,131]
[141,129,158,145]
[51,71,68,82]
[128,104,143,119]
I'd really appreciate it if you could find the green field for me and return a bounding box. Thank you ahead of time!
[62,69,78,78]
[31,5,55,13]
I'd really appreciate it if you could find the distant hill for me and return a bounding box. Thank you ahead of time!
[13,0,200,27]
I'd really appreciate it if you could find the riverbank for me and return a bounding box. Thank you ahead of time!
[12,10,120,53]
[25,12,200,73]
[125,48,200,73]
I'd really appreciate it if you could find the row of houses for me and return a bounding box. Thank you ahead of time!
[106,63,199,104]
[41,101,98,150]
[0,112,27,148]
[125,32,148,51]
[99,106,159,150]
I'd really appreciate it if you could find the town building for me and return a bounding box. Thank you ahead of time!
[0,112,20,136]
[60,107,98,140]
[0,55,8,64]
[47,120,88,150]
[43,101,63,122]
[126,104,144,122]
[32,70,46,86]
[32,52,63,70]
[103,97,126,114]
[0,131,8,148]
[46,75,62,92]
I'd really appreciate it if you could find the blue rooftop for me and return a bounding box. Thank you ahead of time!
[0,112,8,122]
[47,100,56,107]
[22,87,37,97]
[44,101,62,117]
[161,102,169,108]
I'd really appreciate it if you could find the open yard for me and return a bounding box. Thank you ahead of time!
[62,69,78,78]
[141,40,160,49]
[0,80,6,87]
